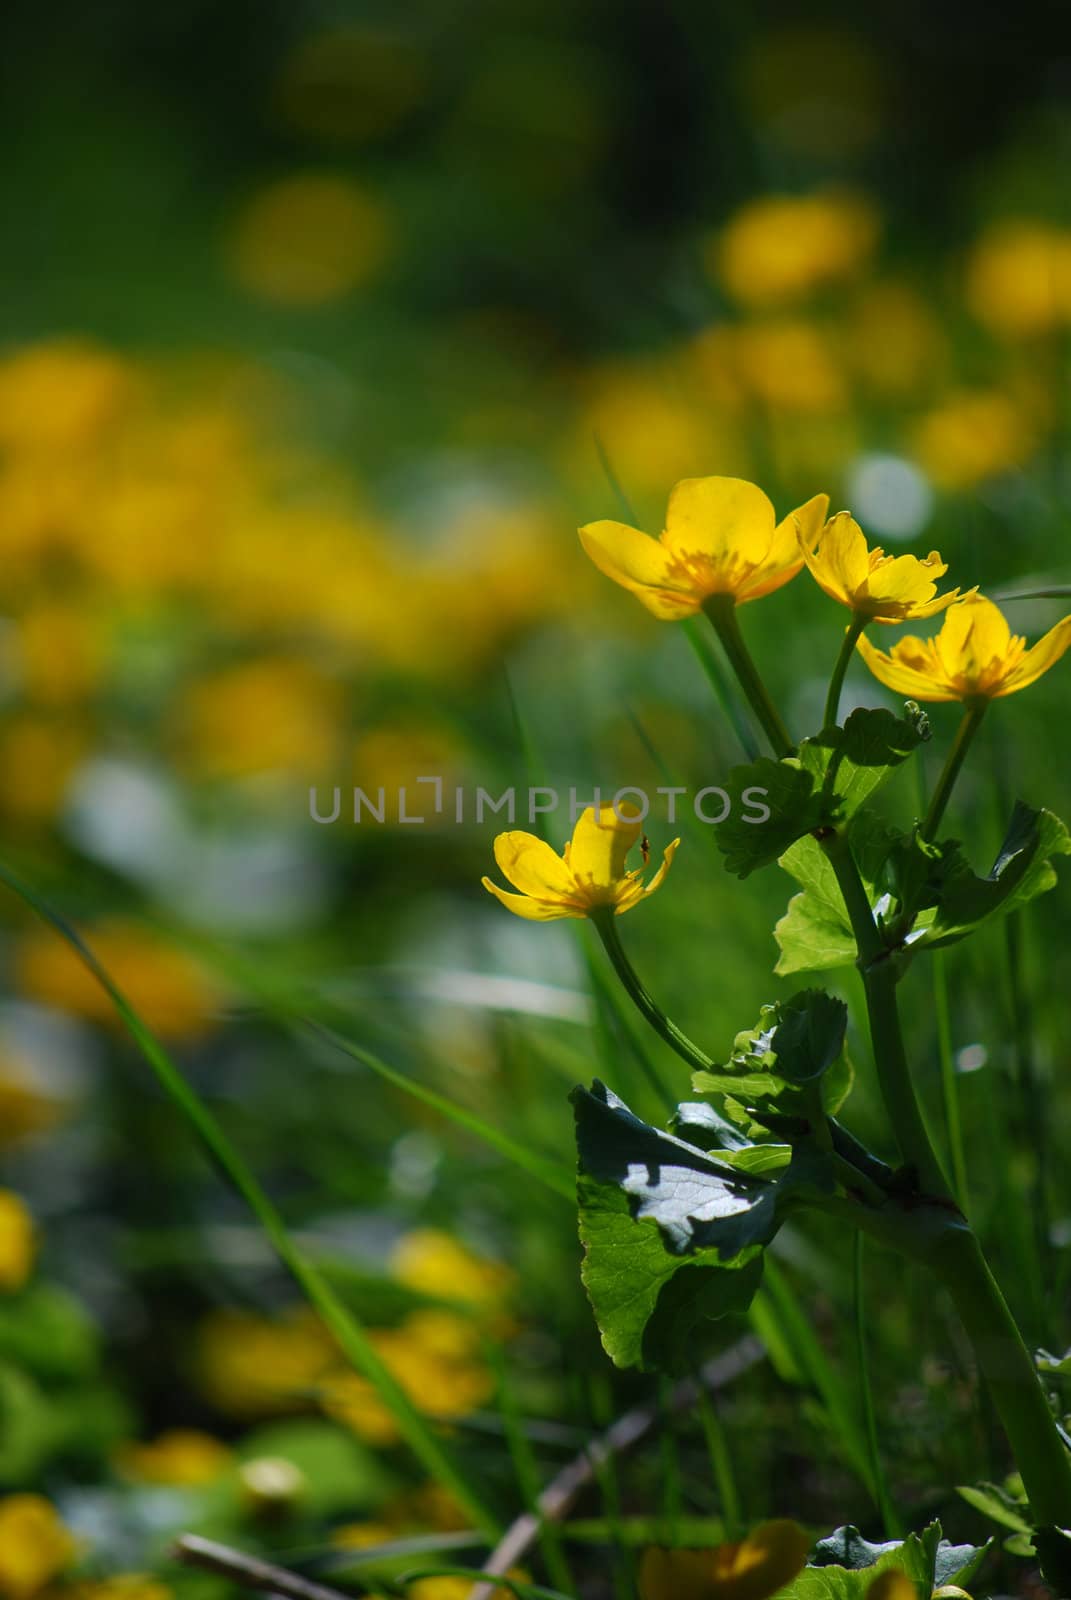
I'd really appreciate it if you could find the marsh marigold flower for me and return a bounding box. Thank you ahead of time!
[799,510,964,622]
[116,1429,233,1487]
[0,1495,77,1600]
[857,592,1071,703]
[580,475,829,619]
[0,1191,35,1293]
[639,1519,810,1600]
[712,191,878,308]
[482,805,677,922]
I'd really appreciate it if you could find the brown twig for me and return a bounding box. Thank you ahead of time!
[171,1534,354,1600]
[468,1334,765,1599]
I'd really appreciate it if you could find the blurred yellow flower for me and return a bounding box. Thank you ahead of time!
[858,593,1071,703]
[406,1576,524,1600]
[331,1522,396,1551]
[0,1192,35,1293]
[966,220,1071,338]
[15,603,106,706]
[712,192,878,308]
[0,1061,59,1148]
[846,282,946,398]
[228,174,391,305]
[482,804,677,922]
[15,921,220,1041]
[580,475,829,618]
[196,1307,337,1417]
[391,1230,514,1313]
[864,1575,917,1600]
[323,1310,493,1444]
[912,390,1035,490]
[0,717,88,826]
[733,320,846,414]
[0,1496,77,1600]
[116,1429,233,1486]
[173,658,343,781]
[0,342,134,452]
[799,512,964,622]
[573,362,733,494]
[61,1578,170,1600]
[639,1519,810,1600]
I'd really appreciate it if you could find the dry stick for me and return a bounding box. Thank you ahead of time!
[468,1335,765,1600]
[172,1534,353,1600]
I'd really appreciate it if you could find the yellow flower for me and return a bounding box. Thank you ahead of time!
[482,804,678,922]
[62,1578,171,1600]
[195,1307,337,1417]
[798,511,964,622]
[912,390,1035,491]
[405,1577,524,1600]
[0,1496,77,1600]
[116,1429,233,1486]
[857,593,1071,703]
[0,1192,35,1293]
[323,1310,494,1444]
[639,1519,811,1600]
[966,220,1071,338]
[227,174,391,305]
[711,192,879,308]
[865,1574,918,1600]
[15,921,220,1042]
[391,1230,514,1314]
[580,475,829,619]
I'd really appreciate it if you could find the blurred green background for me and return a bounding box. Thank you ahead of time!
[2,3,1071,1596]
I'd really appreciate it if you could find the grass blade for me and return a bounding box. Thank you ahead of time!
[0,860,501,1540]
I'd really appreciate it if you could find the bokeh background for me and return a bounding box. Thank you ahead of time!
[3,3,1071,1595]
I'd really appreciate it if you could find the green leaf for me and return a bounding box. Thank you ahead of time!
[810,1522,989,1591]
[715,710,921,880]
[780,1522,943,1599]
[572,1081,833,1371]
[774,816,906,976]
[692,990,848,1116]
[955,1482,1032,1534]
[805,708,927,818]
[714,756,833,878]
[911,802,1071,950]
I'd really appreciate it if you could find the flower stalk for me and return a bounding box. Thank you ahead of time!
[590,906,714,1077]
[703,593,794,758]
[921,699,987,841]
[824,614,867,728]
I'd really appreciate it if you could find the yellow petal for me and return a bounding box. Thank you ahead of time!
[724,1521,812,1600]
[638,837,680,899]
[639,1548,718,1600]
[569,804,643,891]
[492,831,576,899]
[480,878,580,921]
[737,493,828,603]
[865,1573,918,1600]
[801,511,870,606]
[856,633,960,702]
[1000,613,1071,695]
[933,593,1012,686]
[579,521,698,618]
[663,476,775,564]
[863,550,946,607]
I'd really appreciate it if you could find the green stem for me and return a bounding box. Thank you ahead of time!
[934,1223,1071,1528]
[824,614,867,729]
[820,830,950,1200]
[853,1233,902,1538]
[921,699,988,841]
[933,952,969,1212]
[591,908,714,1076]
[702,594,794,758]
